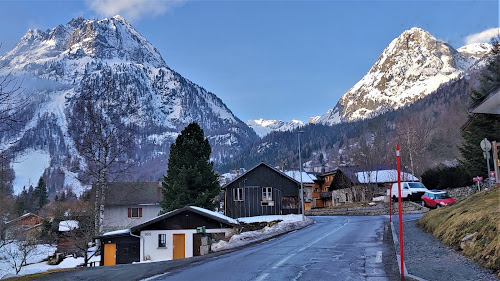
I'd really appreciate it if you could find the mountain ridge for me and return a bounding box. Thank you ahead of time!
[314,27,493,125]
[1,15,257,194]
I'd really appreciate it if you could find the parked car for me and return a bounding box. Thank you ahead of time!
[421,190,456,208]
[387,182,429,201]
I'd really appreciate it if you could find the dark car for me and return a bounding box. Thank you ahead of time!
[421,190,456,208]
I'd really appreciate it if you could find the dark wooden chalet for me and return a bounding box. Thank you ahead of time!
[223,162,300,218]
[97,231,140,265]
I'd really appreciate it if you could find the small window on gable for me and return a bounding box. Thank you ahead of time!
[128,207,142,218]
[158,234,166,248]
[262,187,272,201]
[234,188,243,201]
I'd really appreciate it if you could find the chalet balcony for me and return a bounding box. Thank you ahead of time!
[320,192,332,199]
[312,192,321,198]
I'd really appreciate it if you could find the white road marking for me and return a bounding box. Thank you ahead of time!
[375,250,383,263]
[272,254,296,269]
[255,272,269,281]
[140,272,170,281]
[298,220,350,252]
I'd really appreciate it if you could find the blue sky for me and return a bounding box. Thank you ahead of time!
[0,0,498,123]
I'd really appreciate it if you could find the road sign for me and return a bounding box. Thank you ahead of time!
[480,139,492,152]
[473,176,483,182]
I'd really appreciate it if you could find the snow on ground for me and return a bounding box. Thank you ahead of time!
[58,220,79,232]
[0,243,55,279]
[237,214,304,224]
[0,243,99,279]
[12,149,51,195]
[372,196,385,202]
[211,215,313,252]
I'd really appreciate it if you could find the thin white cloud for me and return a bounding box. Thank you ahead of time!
[465,27,500,45]
[87,0,185,22]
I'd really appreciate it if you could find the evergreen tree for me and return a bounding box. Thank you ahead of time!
[459,40,500,178]
[161,122,220,212]
[33,177,48,210]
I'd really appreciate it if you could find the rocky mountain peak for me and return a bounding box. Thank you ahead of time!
[1,15,166,72]
[315,27,493,125]
[64,16,165,66]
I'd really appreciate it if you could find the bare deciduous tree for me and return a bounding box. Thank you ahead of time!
[394,116,433,177]
[68,69,137,235]
[0,71,28,133]
[3,234,38,275]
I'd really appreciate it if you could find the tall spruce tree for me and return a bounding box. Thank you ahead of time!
[459,40,500,178]
[161,122,220,212]
[34,177,48,210]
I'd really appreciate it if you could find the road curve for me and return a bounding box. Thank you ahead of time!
[149,216,398,281]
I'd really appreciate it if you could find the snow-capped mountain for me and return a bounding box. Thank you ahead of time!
[0,16,257,194]
[246,118,304,138]
[315,27,493,125]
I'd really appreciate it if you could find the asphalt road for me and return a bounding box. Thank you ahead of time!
[147,216,399,281]
[24,216,399,281]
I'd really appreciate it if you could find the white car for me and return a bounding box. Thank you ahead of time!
[387,182,429,201]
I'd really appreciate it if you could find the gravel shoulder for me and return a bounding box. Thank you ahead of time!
[391,214,499,281]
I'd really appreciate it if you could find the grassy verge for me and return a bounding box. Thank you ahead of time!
[417,187,500,274]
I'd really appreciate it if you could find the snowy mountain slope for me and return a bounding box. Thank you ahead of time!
[0,16,257,194]
[315,27,493,125]
[247,118,304,138]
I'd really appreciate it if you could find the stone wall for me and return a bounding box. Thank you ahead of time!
[445,185,480,201]
[306,201,428,216]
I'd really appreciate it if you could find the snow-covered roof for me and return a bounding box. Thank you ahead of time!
[102,229,131,236]
[284,171,317,183]
[130,206,238,232]
[190,206,238,225]
[355,170,418,183]
[59,220,79,232]
[6,212,44,225]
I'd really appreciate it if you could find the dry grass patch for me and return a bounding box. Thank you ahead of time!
[418,187,500,273]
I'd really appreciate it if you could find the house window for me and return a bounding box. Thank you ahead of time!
[262,187,272,201]
[158,234,166,248]
[234,188,243,201]
[128,207,142,218]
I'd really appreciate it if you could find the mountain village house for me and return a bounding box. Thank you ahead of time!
[284,170,316,211]
[95,182,163,233]
[312,165,418,207]
[97,206,237,265]
[5,213,44,239]
[223,163,301,218]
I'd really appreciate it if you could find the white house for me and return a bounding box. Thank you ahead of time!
[97,182,163,233]
[99,206,237,265]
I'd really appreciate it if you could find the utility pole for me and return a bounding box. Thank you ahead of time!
[298,131,305,221]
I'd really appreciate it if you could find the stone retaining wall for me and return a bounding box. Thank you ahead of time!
[306,201,428,216]
[445,185,479,201]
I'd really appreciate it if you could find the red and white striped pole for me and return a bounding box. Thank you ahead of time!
[397,145,404,281]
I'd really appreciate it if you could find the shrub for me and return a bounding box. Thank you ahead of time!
[421,165,472,189]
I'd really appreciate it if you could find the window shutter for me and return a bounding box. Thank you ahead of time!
[128,208,131,218]
[139,208,142,218]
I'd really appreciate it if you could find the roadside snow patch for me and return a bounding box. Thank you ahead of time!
[211,216,312,252]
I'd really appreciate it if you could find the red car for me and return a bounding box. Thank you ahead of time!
[421,190,456,208]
